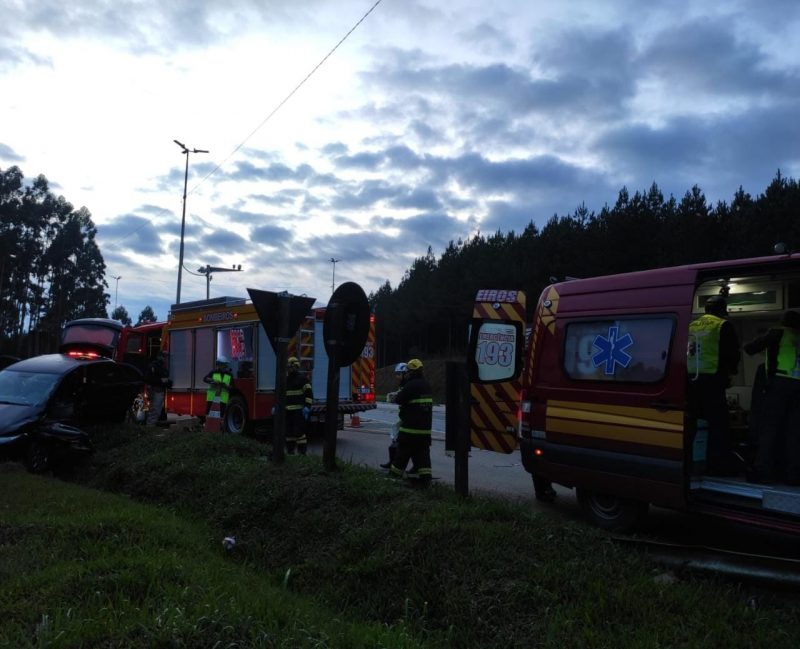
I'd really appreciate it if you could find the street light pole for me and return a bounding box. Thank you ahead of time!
[174,139,208,305]
[197,264,243,300]
[329,257,340,295]
[111,275,121,310]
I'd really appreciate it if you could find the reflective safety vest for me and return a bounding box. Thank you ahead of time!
[768,327,800,379]
[688,314,725,374]
[206,371,232,404]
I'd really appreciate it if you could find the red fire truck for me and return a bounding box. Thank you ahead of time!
[468,252,800,535]
[164,296,376,434]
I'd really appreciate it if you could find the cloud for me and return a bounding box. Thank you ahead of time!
[0,142,24,162]
[98,214,165,256]
[201,228,251,254]
[250,223,294,248]
[639,18,800,101]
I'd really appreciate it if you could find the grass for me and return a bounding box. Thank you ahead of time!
[3,423,800,648]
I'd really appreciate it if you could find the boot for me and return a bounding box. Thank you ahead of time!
[380,444,396,469]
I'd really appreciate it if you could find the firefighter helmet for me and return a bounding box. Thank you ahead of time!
[406,358,423,371]
[288,356,300,368]
[394,362,408,374]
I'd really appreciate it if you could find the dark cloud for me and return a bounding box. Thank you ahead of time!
[250,223,294,248]
[333,151,386,170]
[596,101,800,202]
[321,142,348,156]
[639,19,800,99]
[136,204,173,219]
[330,179,404,210]
[201,229,251,254]
[389,187,442,211]
[0,142,24,162]
[98,214,165,256]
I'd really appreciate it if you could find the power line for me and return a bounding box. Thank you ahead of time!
[103,0,384,251]
[191,0,384,194]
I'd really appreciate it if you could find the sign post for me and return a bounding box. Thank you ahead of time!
[247,288,316,465]
[322,282,370,472]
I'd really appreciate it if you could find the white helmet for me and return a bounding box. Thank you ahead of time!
[394,362,408,374]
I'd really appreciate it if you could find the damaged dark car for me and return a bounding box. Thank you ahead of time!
[0,353,142,473]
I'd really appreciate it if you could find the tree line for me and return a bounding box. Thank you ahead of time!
[0,166,157,356]
[3,163,799,364]
[370,172,800,367]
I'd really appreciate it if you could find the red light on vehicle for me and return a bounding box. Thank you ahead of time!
[534,448,543,457]
[67,350,100,359]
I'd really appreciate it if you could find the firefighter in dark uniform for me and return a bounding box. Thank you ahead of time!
[204,358,233,419]
[145,351,171,426]
[687,296,741,475]
[744,309,800,483]
[390,358,433,486]
[285,356,312,455]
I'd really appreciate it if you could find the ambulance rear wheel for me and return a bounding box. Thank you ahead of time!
[224,395,250,435]
[577,489,648,533]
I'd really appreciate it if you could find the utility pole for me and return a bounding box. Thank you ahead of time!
[197,264,243,300]
[111,275,121,310]
[174,139,208,305]
[329,257,340,295]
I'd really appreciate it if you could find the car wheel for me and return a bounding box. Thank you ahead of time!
[224,395,250,435]
[576,488,648,533]
[24,439,51,474]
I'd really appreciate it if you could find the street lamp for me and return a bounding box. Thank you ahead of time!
[197,264,243,300]
[174,139,208,305]
[111,275,121,310]
[329,257,340,295]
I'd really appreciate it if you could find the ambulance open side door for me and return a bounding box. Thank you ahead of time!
[466,289,527,453]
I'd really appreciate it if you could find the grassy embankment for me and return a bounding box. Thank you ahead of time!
[2,425,800,648]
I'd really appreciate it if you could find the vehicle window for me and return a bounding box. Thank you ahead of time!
[473,321,522,382]
[126,333,143,354]
[62,324,120,347]
[0,370,61,406]
[563,317,674,383]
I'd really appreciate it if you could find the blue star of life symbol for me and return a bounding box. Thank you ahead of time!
[592,326,634,375]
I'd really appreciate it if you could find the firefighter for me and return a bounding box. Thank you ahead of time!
[687,295,741,475]
[743,309,800,483]
[285,356,312,455]
[145,351,171,426]
[204,358,233,419]
[389,358,433,486]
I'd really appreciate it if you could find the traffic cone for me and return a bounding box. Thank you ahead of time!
[204,397,222,432]
[350,413,361,428]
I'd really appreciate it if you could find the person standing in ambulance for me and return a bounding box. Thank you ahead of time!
[687,296,741,476]
[743,309,800,484]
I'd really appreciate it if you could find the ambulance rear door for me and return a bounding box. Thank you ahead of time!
[466,289,527,453]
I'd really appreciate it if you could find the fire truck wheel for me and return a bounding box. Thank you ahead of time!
[224,395,250,435]
[576,488,648,533]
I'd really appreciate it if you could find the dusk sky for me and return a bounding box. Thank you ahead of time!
[2,1,799,321]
